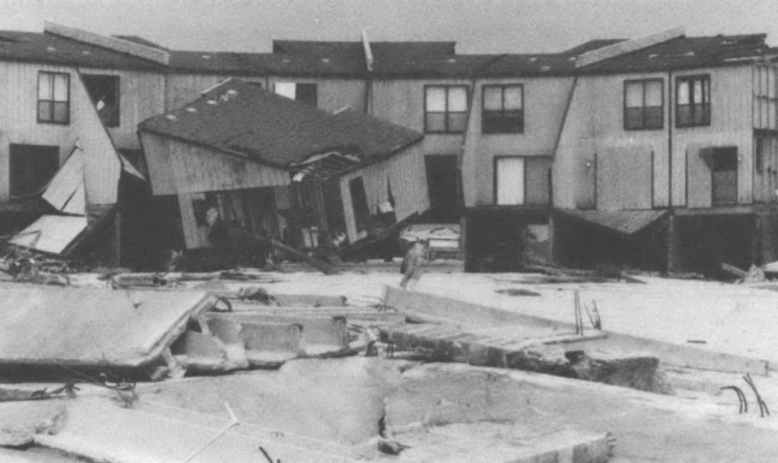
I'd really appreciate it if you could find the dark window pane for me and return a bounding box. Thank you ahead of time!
[483,111,523,134]
[349,177,371,231]
[625,107,644,129]
[447,112,467,132]
[644,107,663,128]
[53,102,69,123]
[677,105,693,126]
[38,101,52,122]
[426,113,446,132]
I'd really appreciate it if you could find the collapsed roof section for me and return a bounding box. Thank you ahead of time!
[138,78,423,171]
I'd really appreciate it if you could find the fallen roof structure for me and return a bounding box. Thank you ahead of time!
[0,287,216,371]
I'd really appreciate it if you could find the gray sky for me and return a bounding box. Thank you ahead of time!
[2,0,777,54]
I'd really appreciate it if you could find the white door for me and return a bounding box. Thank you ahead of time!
[496,157,525,205]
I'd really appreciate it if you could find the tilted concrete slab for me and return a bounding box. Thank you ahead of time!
[0,287,216,368]
[384,286,769,375]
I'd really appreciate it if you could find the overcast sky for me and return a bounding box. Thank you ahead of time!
[2,0,777,54]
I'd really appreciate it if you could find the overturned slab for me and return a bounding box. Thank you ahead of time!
[0,287,216,370]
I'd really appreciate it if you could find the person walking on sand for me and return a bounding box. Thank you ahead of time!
[400,239,428,290]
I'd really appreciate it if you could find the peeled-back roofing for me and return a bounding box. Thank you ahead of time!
[0,30,166,70]
[580,34,770,73]
[138,79,423,168]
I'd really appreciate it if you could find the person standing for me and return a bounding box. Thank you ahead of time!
[400,239,428,290]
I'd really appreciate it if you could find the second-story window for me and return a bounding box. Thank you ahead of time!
[274,82,317,107]
[82,74,120,127]
[676,75,711,127]
[38,72,70,125]
[425,86,467,133]
[482,85,524,134]
[624,79,663,130]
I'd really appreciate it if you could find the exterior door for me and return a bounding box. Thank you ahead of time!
[424,155,461,222]
[711,147,737,205]
[495,157,525,205]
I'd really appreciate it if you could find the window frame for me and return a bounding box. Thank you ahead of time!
[37,71,71,125]
[675,74,711,128]
[482,84,525,134]
[623,78,664,131]
[424,85,469,134]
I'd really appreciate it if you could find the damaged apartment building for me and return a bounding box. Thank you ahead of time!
[0,22,776,274]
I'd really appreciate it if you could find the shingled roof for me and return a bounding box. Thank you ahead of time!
[579,34,772,73]
[138,78,423,169]
[0,30,166,70]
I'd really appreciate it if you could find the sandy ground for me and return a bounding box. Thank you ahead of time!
[9,261,778,461]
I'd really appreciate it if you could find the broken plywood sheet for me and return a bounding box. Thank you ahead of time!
[42,148,85,214]
[0,287,215,368]
[9,216,87,255]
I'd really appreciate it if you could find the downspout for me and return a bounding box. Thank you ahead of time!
[361,28,374,114]
[551,75,579,207]
[548,75,578,265]
[667,71,668,208]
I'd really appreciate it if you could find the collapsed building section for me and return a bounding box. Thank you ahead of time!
[139,78,428,265]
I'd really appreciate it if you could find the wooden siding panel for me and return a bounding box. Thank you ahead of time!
[177,191,209,248]
[596,145,653,211]
[686,144,712,208]
[339,144,429,243]
[141,133,289,196]
[672,66,753,206]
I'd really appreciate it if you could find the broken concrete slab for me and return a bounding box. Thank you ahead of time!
[170,330,248,372]
[240,322,303,367]
[386,286,770,375]
[211,312,349,352]
[34,399,362,463]
[380,322,600,376]
[0,287,216,372]
[386,363,778,462]
[571,348,674,394]
[395,423,612,463]
[0,401,66,448]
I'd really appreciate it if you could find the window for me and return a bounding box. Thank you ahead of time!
[9,144,59,197]
[425,86,467,133]
[82,74,120,127]
[349,177,370,232]
[274,82,317,107]
[482,85,524,134]
[624,79,663,130]
[676,75,711,127]
[38,72,70,124]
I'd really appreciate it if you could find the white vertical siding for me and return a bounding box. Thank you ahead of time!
[339,144,429,243]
